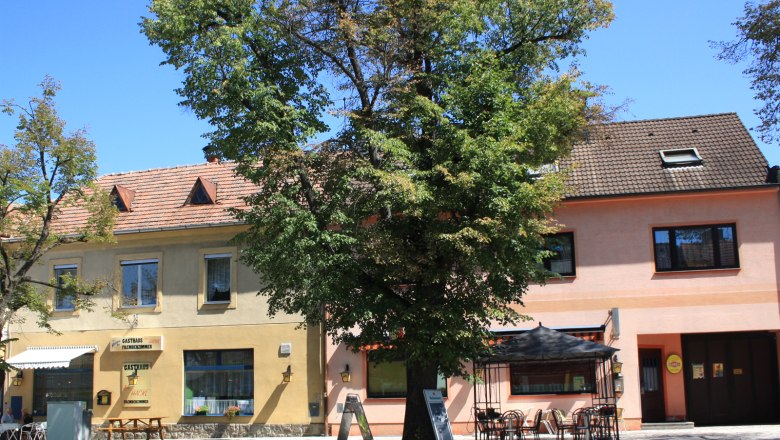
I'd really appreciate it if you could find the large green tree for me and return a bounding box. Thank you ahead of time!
[0,78,115,342]
[716,1,780,144]
[143,1,612,438]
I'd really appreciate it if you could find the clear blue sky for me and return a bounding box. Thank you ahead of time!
[1,1,777,176]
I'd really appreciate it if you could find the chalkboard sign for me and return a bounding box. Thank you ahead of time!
[337,394,373,440]
[424,389,454,440]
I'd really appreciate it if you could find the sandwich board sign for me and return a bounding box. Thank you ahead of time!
[337,394,373,440]
[424,389,454,440]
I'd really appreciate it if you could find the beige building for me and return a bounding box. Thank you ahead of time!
[4,161,325,437]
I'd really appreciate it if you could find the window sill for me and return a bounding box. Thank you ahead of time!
[653,267,740,275]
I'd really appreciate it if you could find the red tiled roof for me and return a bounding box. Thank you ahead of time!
[564,113,772,198]
[54,162,255,235]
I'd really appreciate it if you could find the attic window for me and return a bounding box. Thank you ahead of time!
[187,177,217,205]
[110,185,136,212]
[529,163,559,180]
[659,148,703,167]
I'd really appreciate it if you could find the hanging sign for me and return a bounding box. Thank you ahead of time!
[665,354,683,374]
[424,389,454,440]
[123,362,151,407]
[110,336,163,352]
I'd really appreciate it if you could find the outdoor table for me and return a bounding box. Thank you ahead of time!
[98,416,165,440]
[0,424,18,433]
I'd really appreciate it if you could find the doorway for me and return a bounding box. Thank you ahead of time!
[639,348,666,422]
[682,332,779,425]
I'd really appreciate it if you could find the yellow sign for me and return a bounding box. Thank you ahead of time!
[123,362,151,407]
[110,336,163,352]
[666,354,683,374]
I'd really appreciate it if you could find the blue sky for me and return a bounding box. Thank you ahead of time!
[1,1,777,175]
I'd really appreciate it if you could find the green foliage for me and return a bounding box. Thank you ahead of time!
[715,1,780,144]
[143,1,611,437]
[0,77,116,335]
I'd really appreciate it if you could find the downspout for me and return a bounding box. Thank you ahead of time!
[321,305,329,436]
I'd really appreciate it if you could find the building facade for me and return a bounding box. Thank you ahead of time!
[4,162,326,437]
[325,114,780,434]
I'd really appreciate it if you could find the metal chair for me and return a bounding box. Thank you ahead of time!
[501,410,524,440]
[551,409,577,440]
[520,409,543,440]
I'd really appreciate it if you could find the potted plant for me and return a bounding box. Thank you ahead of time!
[224,405,240,419]
[194,405,209,416]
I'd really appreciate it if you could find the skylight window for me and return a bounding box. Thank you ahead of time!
[659,148,703,167]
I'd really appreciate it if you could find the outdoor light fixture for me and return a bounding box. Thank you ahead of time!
[282,365,293,383]
[612,355,623,375]
[613,375,624,397]
[340,365,351,383]
[11,371,23,386]
[127,368,139,386]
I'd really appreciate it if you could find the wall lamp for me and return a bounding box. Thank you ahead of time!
[340,365,351,383]
[612,355,624,397]
[11,371,23,387]
[127,368,139,386]
[282,365,293,383]
[612,355,623,375]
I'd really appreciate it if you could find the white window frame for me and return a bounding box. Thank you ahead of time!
[204,253,232,304]
[120,258,159,308]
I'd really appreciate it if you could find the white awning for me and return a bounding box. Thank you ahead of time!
[6,345,98,369]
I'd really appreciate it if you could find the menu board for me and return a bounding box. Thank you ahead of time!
[424,389,454,440]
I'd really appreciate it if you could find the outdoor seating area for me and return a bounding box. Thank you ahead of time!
[474,406,620,440]
[97,417,165,439]
[0,423,47,440]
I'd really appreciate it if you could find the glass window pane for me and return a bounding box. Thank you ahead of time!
[184,349,253,416]
[33,354,93,416]
[121,261,158,306]
[140,263,157,305]
[717,226,737,267]
[544,233,574,276]
[674,227,714,268]
[206,257,231,302]
[654,230,672,270]
[368,360,407,398]
[54,266,77,311]
[510,360,595,395]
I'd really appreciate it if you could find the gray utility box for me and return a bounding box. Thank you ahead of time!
[47,401,91,440]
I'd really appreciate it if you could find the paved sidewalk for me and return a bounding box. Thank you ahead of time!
[191,425,780,440]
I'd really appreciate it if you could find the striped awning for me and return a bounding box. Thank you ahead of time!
[6,345,98,369]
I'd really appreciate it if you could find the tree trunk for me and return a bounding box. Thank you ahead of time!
[402,359,439,440]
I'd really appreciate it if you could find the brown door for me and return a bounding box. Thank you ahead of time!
[683,332,779,425]
[639,348,666,422]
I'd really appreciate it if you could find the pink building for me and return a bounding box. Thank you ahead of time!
[325,113,780,434]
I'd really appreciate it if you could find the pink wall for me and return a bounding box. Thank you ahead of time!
[326,188,780,433]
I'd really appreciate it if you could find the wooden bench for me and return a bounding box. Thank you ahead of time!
[98,417,165,440]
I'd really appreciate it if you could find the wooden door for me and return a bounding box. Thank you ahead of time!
[639,348,666,422]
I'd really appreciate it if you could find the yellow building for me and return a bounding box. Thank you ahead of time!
[5,161,325,437]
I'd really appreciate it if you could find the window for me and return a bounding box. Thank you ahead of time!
[541,232,575,276]
[121,259,158,307]
[659,148,703,167]
[33,354,93,416]
[184,349,254,416]
[366,356,447,398]
[205,254,231,303]
[653,224,739,271]
[53,264,77,311]
[509,360,595,395]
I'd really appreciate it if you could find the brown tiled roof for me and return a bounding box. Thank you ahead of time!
[54,162,255,235]
[564,113,772,199]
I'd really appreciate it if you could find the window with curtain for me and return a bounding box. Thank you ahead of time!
[121,259,158,307]
[541,232,575,276]
[205,254,231,302]
[653,224,738,271]
[54,264,77,311]
[509,360,595,395]
[33,354,93,415]
[184,349,254,415]
[366,355,447,398]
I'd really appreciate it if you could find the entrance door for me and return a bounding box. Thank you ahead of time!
[639,348,666,422]
[683,332,779,425]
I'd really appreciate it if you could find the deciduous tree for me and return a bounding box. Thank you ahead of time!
[143,1,612,438]
[0,77,115,337]
[715,1,780,144]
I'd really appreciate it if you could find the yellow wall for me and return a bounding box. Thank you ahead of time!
[6,225,324,426]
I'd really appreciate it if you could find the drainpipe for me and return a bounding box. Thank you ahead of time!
[321,305,329,436]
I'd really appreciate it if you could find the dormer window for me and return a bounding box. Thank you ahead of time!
[660,148,703,167]
[110,185,135,212]
[187,177,217,205]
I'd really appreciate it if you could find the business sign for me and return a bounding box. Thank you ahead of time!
[665,354,683,374]
[123,362,151,407]
[424,389,454,440]
[110,336,163,352]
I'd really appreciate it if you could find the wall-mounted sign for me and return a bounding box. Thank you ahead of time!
[691,363,705,380]
[110,336,163,352]
[96,390,112,405]
[733,368,743,375]
[665,354,683,374]
[712,363,724,378]
[123,362,151,407]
